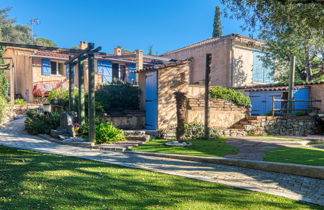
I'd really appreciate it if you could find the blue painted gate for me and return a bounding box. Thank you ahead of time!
[129,63,137,84]
[145,71,158,130]
[250,88,311,115]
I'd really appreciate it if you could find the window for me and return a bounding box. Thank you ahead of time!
[252,51,274,83]
[50,61,64,75]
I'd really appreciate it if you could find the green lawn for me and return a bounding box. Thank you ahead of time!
[132,138,239,157]
[264,147,324,166]
[0,146,320,209]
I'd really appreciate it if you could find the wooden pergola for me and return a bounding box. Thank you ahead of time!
[65,43,102,144]
[0,56,14,106]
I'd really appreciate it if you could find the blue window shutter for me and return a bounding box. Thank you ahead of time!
[42,59,51,76]
[253,51,274,83]
[97,60,103,74]
[66,64,69,77]
[129,63,137,83]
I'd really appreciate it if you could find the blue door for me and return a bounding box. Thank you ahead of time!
[294,88,310,113]
[250,92,266,115]
[250,91,283,115]
[145,71,158,130]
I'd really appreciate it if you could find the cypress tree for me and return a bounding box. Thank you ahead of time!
[212,6,223,38]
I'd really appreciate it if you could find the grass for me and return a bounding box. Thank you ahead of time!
[0,146,320,209]
[132,138,239,157]
[264,147,324,166]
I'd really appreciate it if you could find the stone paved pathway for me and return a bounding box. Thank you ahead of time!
[226,137,309,160]
[0,118,323,206]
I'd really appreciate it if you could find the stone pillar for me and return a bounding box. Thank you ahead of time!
[136,50,143,84]
[174,92,187,143]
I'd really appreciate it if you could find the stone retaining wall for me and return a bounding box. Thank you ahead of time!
[244,116,315,136]
[104,111,145,130]
[186,98,249,129]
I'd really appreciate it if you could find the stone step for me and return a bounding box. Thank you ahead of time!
[123,130,146,136]
[126,135,151,141]
[233,124,244,129]
[247,116,258,120]
[239,121,249,125]
[247,119,259,123]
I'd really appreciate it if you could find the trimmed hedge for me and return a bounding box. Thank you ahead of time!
[210,86,251,107]
[25,110,60,135]
[95,83,140,113]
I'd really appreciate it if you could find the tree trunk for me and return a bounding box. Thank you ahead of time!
[304,45,312,82]
[174,92,187,143]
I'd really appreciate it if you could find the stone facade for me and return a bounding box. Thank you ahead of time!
[163,34,266,88]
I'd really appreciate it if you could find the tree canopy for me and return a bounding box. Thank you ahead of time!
[221,0,324,82]
[0,7,56,46]
[212,6,223,38]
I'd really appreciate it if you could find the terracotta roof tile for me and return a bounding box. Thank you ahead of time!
[235,81,324,92]
[32,50,74,59]
[134,58,192,73]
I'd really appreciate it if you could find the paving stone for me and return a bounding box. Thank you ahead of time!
[0,118,323,206]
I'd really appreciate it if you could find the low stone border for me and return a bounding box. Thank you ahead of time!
[129,151,324,180]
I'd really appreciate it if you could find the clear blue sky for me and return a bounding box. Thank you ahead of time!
[1,0,249,54]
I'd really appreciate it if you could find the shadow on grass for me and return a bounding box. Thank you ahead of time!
[0,146,320,209]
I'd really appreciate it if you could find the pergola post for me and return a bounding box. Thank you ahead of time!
[88,43,96,144]
[78,59,85,126]
[69,60,75,111]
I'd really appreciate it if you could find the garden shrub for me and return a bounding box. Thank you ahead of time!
[210,86,251,107]
[0,96,7,123]
[14,99,27,105]
[48,88,78,109]
[184,123,220,140]
[95,122,126,144]
[95,82,140,113]
[25,110,60,135]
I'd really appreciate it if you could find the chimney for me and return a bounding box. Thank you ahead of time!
[114,47,123,56]
[136,49,144,71]
[80,41,88,50]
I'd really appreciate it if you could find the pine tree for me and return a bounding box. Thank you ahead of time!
[148,45,153,55]
[212,6,223,38]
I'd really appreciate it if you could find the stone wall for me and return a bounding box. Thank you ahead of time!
[105,111,145,130]
[186,98,248,128]
[242,116,315,136]
[158,63,191,130]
